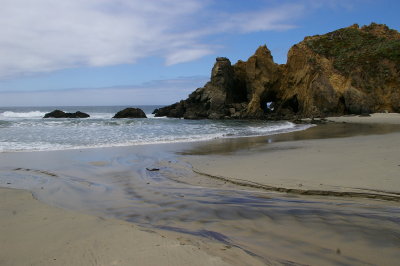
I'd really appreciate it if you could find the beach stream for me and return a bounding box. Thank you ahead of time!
[1,123,400,265]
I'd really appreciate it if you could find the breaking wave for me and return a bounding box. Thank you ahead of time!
[0,111,46,119]
[0,106,313,152]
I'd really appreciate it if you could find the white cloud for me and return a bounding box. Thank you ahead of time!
[165,48,214,66]
[0,0,305,79]
[206,4,305,34]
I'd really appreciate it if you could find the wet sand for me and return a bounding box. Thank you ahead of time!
[186,130,400,199]
[0,187,262,266]
[1,113,400,265]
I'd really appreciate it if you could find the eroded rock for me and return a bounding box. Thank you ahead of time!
[154,23,400,119]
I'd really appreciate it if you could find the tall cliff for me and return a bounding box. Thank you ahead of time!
[154,23,400,119]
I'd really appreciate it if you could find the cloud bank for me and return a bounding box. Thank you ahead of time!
[0,76,208,106]
[0,0,305,79]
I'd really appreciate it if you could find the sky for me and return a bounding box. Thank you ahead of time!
[0,0,399,107]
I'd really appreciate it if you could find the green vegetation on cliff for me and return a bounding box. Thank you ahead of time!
[306,23,400,83]
[306,24,400,70]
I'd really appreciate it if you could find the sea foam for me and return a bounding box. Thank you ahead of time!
[1,111,46,119]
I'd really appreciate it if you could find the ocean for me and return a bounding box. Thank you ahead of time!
[0,105,311,152]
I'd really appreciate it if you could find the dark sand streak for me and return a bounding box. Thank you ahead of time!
[192,168,400,202]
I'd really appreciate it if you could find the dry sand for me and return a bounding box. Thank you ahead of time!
[327,112,400,124]
[0,187,262,266]
[186,113,400,199]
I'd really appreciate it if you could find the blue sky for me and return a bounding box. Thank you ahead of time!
[0,0,399,107]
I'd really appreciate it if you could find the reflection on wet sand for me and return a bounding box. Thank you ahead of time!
[182,122,400,155]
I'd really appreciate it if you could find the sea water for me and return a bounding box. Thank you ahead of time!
[0,105,311,152]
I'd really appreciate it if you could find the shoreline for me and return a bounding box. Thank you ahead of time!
[2,112,400,154]
[1,113,400,265]
[326,112,400,124]
[0,109,310,154]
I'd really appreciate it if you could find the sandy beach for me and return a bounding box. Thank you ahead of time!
[186,125,400,199]
[180,113,400,265]
[1,113,400,265]
[326,112,400,124]
[0,187,262,266]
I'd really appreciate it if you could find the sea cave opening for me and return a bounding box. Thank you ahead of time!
[281,95,299,114]
[260,91,278,114]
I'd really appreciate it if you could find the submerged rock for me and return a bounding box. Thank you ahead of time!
[113,108,147,118]
[43,110,90,118]
[154,23,400,120]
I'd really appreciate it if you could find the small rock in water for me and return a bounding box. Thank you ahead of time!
[43,110,90,118]
[113,108,147,118]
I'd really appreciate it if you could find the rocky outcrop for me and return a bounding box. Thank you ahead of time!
[274,23,400,118]
[154,23,400,119]
[155,57,244,119]
[43,110,90,118]
[113,108,147,118]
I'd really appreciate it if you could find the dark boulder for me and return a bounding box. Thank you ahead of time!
[113,108,147,118]
[153,102,185,118]
[43,110,90,118]
[72,111,90,118]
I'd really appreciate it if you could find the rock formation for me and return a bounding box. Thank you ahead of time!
[113,108,147,118]
[43,110,90,118]
[154,23,400,119]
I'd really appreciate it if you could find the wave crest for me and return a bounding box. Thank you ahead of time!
[1,111,46,118]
